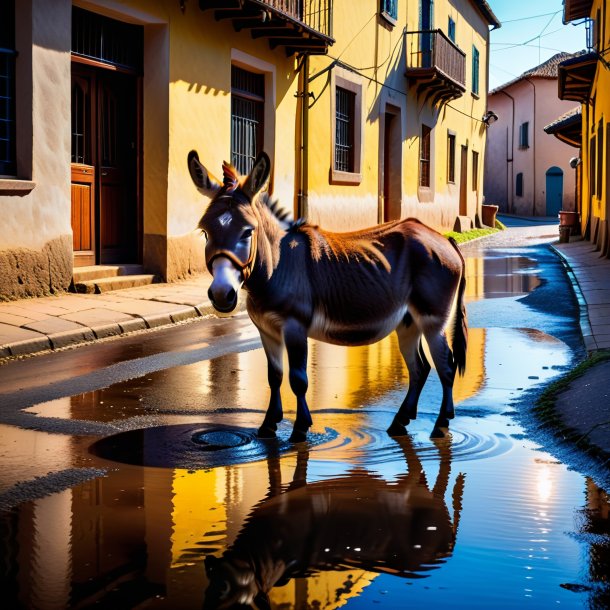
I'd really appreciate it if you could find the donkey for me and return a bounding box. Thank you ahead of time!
[188,150,467,442]
[203,437,465,609]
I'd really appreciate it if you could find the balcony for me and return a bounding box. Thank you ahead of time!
[557,51,597,103]
[198,0,334,56]
[405,30,466,105]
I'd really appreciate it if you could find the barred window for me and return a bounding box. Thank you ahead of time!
[335,86,355,173]
[0,0,16,176]
[231,65,265,176]
[419,124,431,187]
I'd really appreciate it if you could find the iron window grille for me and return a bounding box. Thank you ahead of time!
[419,124,431,187]
[72,7,143,73]
[231,66,265,176]
[0,0,16,176]
[335,86,355,173]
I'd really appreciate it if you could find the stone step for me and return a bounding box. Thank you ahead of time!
[72,264,146,283]
[73,274,156,294]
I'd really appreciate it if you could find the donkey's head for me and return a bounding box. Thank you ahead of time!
[188,150,271,314]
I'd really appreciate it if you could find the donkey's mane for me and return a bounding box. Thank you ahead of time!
[260,193,306,232]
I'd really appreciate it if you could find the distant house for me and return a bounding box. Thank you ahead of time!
[554,0,610,258]
[484,52,582,217]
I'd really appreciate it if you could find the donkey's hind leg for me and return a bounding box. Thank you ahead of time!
[423,324,457,437]
[258,330,284,438]
[388,313,431,437]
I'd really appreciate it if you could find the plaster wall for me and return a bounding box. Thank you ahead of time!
[0,0,73,299]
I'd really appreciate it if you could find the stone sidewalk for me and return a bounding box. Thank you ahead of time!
[0,274,215,358]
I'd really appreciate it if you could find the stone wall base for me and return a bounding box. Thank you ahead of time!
[0,235,72,301]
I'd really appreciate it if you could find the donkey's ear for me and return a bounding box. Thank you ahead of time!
[188,150,222,197]
[242,151,271,200]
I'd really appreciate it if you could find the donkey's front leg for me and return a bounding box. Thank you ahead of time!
[284,318,312,443]
[258,330,284,438]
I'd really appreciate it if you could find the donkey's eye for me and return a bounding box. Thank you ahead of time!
[240,228,253,241]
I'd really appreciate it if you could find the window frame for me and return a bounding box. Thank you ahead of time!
[447,131,456,184]
[448,17,456,43]
[515,172,524,197]
[519,121,529,149]
[230,65,265,176]
[472,150,479,191]
[330,66,364,185]
[471,45,480,96]
[0,0,16,178]
[380,0,398,24]
[419,124,432,188]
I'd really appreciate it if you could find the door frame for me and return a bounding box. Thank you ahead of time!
[380,104,402,223]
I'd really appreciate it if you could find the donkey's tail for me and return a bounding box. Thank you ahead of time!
[448,237,468,376]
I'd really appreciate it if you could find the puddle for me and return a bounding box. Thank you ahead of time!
[1,248,608,608]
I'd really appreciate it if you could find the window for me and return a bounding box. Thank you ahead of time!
[516,172,524,197]
[335,86,355,173]
[519,122,529,149]
[231,66,265,175]
[420,124,431,188]
[448,17,456,42]
[447,132,456,183]
[597,119,603,198]
[380,0,397,22]
[472,46,480,96]
[331,67,363,184]
[0,0,16,176]
[472,151,479,190]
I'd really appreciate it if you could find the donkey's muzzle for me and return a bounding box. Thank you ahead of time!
[208,256,242,314]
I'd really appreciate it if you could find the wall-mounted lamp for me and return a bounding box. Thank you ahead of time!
[482,110,498,126]
[569,156,581,169]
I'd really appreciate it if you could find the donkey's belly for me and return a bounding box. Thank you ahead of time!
[308,305,407,346]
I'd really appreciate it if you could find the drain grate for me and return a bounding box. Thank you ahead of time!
[191,429,251,451]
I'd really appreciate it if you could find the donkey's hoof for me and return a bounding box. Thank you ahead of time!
[430,425,449,439]
[257,425,277,439]
[387,419,409,437]
[289,428,308,443]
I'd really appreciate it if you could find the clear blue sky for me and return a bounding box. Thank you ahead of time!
[488,0,588,90]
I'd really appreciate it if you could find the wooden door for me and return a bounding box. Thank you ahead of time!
[98,72,138,264]
[71,73,96,266]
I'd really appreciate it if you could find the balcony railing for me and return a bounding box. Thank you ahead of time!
[405,30,466,104]
[199,0,334,55]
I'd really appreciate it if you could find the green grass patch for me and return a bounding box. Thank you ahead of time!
[444,227,500,243]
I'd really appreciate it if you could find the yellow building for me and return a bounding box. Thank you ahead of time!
[555,0,610,256]
[0,0,498,300]
[305,0,500,232]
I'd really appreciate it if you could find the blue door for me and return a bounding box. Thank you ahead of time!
[545,166,563,216]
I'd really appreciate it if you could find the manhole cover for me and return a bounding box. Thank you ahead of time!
[191,429,251,450]
[89,423,337,469]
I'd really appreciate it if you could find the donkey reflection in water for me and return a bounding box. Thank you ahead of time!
[203,438,465,610]
[189,151,467,441]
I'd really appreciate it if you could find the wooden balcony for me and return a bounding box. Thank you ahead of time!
[405,30,466,105]
[198,0,334,56]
